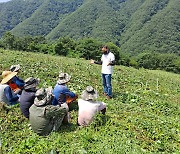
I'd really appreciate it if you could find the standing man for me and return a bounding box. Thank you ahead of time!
[90,45,115,99]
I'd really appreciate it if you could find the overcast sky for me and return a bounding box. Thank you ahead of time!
[0,0,11,3]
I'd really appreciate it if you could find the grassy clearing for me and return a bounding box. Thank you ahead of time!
[0,49,179,153]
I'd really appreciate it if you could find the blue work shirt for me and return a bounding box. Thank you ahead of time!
[52,84,75,105]
[4,86,19,105]
[12,76,25,87]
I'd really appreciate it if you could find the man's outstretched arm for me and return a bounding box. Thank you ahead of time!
[90,59,102,65]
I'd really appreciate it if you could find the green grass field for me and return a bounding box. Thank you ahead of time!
[0,49,179,153]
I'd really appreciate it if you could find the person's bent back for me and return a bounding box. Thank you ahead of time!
[29,87,67,136]
[52,72,77,106]
[9,64,25,94]
[78,86,106,126]
[20,77,40,119]
[0,71,19,105]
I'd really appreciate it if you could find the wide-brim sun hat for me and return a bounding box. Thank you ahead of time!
[24,77,40,90]
[57,72,71,85]
[10,64,20,72]
[81,86,98,101]
[34,87,53,107]
[1,71,17,84]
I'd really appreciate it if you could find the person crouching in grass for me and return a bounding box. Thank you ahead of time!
[52,72,78,110]
[0,71,19,106]
[9,64,25,94]
[77,86,106,126]
[19,77,40,119]
[29,87,68,136]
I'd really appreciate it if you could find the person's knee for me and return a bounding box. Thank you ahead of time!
[106,83,112,88]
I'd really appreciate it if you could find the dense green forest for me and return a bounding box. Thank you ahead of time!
[0,32,179,73]
[120,0,180,55]
[0,0,179,55]
[0,0,44,36]
[11,0,85,37]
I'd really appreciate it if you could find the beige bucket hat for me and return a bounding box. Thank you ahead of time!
[57,72,71,85]
[81,86,98,101]
[24,77,40,90]
[34,87,53,106]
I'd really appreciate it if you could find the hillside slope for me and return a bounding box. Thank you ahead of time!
[0,0,179,54]
[0,49,179,153]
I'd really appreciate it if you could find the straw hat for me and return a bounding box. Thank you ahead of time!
[10,64,20,72]
[34,87,53,107]
[1,71,17,84]
[24,77,40,90]
[81,86,98,101]
[57,72,71,85]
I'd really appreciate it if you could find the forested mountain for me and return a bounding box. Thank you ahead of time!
[11,0,85,36]
[0,0,43,36]
[0,0,179,55]
[120,0,180,55]
[46,0,142,42]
